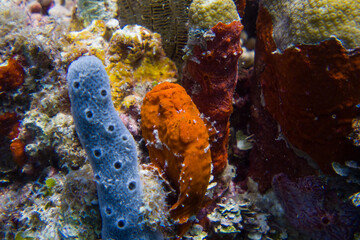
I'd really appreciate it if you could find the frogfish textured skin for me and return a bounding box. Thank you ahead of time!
[273,173,360,240]
[141,82,211,226]
[67,56,162,240]
[183,21,243,176]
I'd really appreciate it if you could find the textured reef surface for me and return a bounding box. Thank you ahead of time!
[0,0,359,239]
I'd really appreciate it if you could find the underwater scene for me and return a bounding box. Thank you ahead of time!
[0,0,360,239]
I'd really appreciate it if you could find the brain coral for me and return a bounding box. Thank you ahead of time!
[189,0,240,30]
[263,0,360,50]
[141,82,211,226]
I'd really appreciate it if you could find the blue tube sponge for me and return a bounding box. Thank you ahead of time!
[67,56,162,240]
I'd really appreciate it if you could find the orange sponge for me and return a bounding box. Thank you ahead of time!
[141,82,211,225]
[0,58,25,92]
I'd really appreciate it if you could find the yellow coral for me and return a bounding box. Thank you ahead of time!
[189,0,240,30]
[106,25,177,111]
[63,22,177,112]
[62,20,107,63]
[264,0,360,49]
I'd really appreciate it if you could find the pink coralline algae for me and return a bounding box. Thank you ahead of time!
[272,173,360,240]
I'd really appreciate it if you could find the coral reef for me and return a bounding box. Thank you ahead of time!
[263,0,360,51]
[0,165,101,239]
[0,0,74,174]
[63,20,177,132]
[67,56,161,239]
[0,57,26,172]
[19,84,86,170]
[255,5,360,173]
[183,19,243,175]
[0,181,34,239]
[3,0,360,239]
[273,173,360,240]
[141,82,211,231]
[0,0,67,60]
[1,1,175,239]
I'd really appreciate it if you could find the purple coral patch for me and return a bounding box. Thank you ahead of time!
[272,173,360,240]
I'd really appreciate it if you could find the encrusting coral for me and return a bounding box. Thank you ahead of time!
[141,82,212,232]
[183,0,243,175]
[188,0,240,30]
[263,0,360,51]
[62,19,108,64]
